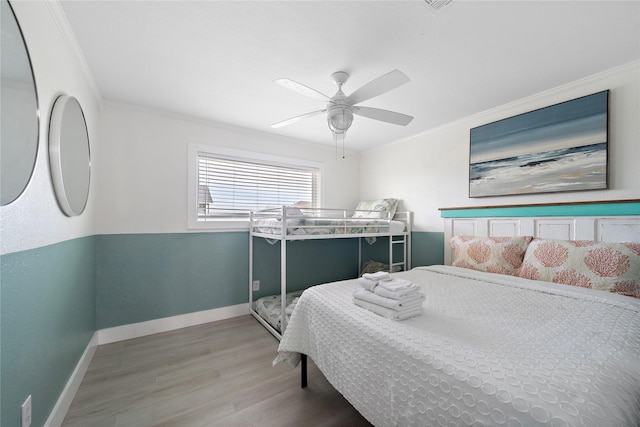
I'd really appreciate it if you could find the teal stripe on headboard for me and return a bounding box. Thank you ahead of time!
[440,201,640,218]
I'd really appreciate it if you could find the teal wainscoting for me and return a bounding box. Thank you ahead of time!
[95,230,450,329]
[98,233,362,324]
[252,237,360,299]
[1,236,96,427]
[252,233,446,299]
[411,232,445,267]
[96,232,249,329]
[357,233,444,270]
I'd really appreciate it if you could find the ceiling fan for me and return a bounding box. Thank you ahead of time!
[270,70,414,137]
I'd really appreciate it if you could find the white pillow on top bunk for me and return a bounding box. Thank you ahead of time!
[283,206,305,217]
[353,198,399,219]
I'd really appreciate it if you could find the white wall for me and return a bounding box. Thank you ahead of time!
[0,1,100,255]
[97,102,361,234]
[360,62,640,233]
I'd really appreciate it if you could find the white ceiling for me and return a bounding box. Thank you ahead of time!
[59,0,640,152]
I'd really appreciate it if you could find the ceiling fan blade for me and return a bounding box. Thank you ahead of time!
[353,106,414,126]
[346,70,410,105]
[270,109,326,128]
[274,78,332,102]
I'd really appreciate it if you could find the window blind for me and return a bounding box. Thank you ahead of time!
[197,154,319,218]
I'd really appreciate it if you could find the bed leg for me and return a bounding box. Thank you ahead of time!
[301,354,308,388]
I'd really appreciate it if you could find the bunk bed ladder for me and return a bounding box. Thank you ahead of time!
[390,233,409,272]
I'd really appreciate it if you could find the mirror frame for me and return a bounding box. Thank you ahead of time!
[48,94,91,216]
[1,0,40,206]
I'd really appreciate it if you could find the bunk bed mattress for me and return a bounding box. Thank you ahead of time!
[253,290,303,332]
[252,217,405,237]
[276,265,640,426]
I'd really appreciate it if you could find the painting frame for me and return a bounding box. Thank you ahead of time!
[469,90,609,198]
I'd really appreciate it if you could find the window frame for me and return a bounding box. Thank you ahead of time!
[187,143,324,230]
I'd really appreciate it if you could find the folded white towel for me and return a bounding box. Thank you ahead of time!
[353,298,423,320]
[357,277,378,292]
[354,288,399,310]
[376,278,416,292]
[396,308,423,320]
[374,286,421,301]
[394,300,425,312]
[362,271,390,282]
[353,288,425,311]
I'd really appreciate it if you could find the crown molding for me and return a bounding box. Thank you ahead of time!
[45,0,102,102]
[372,60,640,153]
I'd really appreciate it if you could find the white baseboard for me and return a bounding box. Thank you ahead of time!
[44,332,98,427]
[97,303,250,345]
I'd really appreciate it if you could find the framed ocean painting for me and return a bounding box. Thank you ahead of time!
[469,90,609,197]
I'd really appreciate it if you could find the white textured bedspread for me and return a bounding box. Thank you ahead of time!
[276,266,640,427]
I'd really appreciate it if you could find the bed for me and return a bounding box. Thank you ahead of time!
[249,200,412,339]
[275,214,640,426]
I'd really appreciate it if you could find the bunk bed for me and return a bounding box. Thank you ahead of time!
[249,203,412,339]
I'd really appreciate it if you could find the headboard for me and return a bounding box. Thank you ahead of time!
[443,215,640,265]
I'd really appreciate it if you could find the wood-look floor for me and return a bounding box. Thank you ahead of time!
[62,315,372,427]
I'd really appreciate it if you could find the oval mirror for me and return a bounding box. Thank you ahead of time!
[49,95,91,216]
[1,0,40,206]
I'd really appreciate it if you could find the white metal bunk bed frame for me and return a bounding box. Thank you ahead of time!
[249,206,413,339]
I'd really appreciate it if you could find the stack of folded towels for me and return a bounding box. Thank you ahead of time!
[353,271,425,320]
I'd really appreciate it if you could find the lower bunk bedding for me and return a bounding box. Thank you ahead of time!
[275,265,640,427]
[253,290,303,333]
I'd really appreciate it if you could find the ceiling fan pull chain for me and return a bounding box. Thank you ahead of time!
[333,129,346,160]
[342,109,346,159]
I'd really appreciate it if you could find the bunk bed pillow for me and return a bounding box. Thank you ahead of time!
[283,207,305,217]
[352,198,399,219]
[518,239,640,298]
[450,235,533,276]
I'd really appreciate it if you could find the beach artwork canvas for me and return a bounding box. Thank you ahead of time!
[469,91,609,197]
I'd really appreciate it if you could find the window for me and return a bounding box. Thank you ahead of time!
[188,144,322,228]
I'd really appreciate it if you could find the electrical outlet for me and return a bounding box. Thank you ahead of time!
[21,395,32,427]
[252,280,260,291]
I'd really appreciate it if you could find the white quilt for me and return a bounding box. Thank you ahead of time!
[275,266,640,427]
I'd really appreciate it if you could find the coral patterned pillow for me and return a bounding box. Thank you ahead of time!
[450,235,533,275]
[518,239,640,298]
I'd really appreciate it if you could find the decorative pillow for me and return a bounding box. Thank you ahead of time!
[517,238,640,298]
[450,235,533,275]
[352,198,399,219]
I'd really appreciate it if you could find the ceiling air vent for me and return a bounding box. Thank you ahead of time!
[424,0,453,11]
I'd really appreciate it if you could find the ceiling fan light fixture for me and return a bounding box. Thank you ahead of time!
[327,105,353,135]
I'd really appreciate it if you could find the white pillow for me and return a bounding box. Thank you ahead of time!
[283,207,305,217]
[352,198,399,219]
